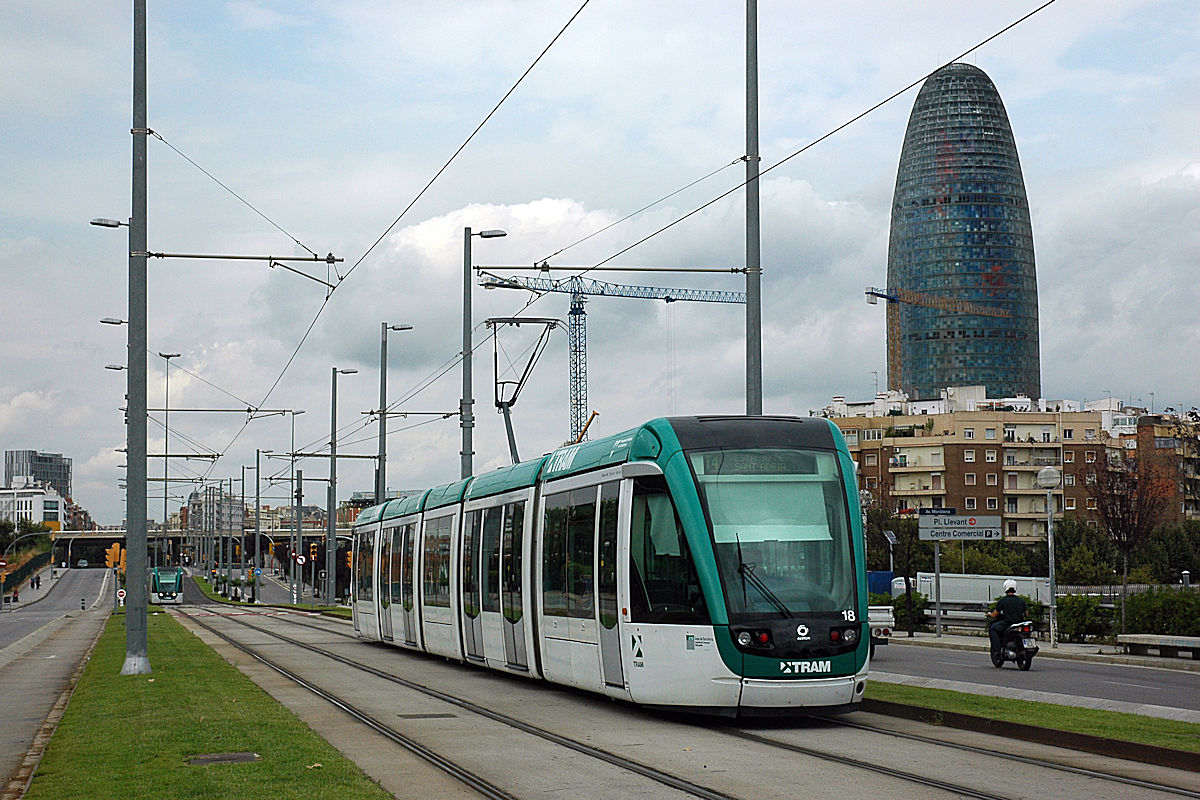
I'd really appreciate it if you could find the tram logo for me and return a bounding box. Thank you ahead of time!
[795,624,810,641]
[779,660,831,675]
[546,445,581,473]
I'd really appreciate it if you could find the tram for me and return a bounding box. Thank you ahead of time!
[149,565,185,605]
[351,416,869,715]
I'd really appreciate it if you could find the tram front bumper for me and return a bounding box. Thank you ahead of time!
[739,673,867,709]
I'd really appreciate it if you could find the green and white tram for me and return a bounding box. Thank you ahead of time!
[351,416,868,715]
[149,565,185,605]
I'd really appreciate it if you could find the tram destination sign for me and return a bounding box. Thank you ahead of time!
[918,514,1001,541]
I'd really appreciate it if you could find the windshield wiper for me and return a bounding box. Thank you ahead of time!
[735,533,792,618]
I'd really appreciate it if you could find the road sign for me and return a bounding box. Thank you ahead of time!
[882,530,897,546]
[296,555,307,566]
[117,588,127,599]
[918,514,1001,541]
[0,559,6,568]
[918,507,956,516]
[254,568,262,577]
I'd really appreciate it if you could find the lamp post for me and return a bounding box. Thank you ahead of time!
[329,367,357,604]
[377,322,413,504]
[158,352,180,567]
[252,448,271,603]
[462,227,506,479]
[93,39,150,668]
[290,410,305,603]
[1036,465,1062,648]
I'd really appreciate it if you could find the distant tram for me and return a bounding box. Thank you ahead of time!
[351,416,869,715]
[149,566,185,605]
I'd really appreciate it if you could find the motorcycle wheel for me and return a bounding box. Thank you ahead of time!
[1017,653,1033,671]
[990,648,1004,668]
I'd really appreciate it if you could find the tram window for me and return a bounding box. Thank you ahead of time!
[356,530,374,602]
[502,501,525,623]
[597,482,619,629]
[401,523,415,611]
[542,493,569,616]
[481,507,503,613]
[542,488,597,618]
[567,488,596,619]
[690,448,856,620]
[423,516,452,608]
[462,511,481,617]
[389,526,403,604]
[629,478,709,624]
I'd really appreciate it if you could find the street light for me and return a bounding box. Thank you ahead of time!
[377,322,413,504]
[1036,465,1062,648]
[93,181,149,675]
[158,352,180,566]
[329,368,357,604]
[289,410,305,603]
[252,447,272,603]
[463,227,506,479]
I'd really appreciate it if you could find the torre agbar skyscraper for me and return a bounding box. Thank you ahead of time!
[886,62,1040,401]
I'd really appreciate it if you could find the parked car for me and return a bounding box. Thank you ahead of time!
[76,559,89,568]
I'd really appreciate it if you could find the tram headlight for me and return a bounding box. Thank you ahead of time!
[843,627,858,644]
[737,631,753,646]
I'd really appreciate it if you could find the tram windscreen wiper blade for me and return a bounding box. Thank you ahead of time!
[735,533,792,618]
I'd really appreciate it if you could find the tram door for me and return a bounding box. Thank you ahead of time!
[399,522,420,646]
[596,482,623,687]
[378,527,395,642]
[500,501,528,670]
[460,511,485,662]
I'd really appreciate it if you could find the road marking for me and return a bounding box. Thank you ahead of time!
[1102,680,1162,690]
[936,660,977,667]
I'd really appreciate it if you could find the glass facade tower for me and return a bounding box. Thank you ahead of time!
[886,63,1040,401]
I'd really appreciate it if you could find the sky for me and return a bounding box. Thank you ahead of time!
[2,1,1197,526]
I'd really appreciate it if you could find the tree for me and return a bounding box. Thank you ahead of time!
[1085,447,1174,631]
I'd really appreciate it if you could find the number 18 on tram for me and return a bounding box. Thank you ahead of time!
[351,415,869,715]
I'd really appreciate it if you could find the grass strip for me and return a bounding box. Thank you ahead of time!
[865,680,1200,754]
[24,610,390,800]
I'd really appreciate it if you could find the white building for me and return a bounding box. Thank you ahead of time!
[0,477,66,532]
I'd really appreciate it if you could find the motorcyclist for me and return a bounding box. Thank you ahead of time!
[988,578,1026,654]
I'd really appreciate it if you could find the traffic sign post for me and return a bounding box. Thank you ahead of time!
[918,514,1002,637]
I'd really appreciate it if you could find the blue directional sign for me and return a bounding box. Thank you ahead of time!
[254,568,262,577]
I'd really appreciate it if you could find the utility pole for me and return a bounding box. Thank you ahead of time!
[745,0,763,416]
[122,0,151,675]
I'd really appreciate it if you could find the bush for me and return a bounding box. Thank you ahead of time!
[890,590,929,629]
[1123,587,1200,636]
[867,592,891,607]
[1056,594,1112,642]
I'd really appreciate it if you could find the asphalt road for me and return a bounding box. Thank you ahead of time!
[875,638,1199,713]
[0,568,109,651]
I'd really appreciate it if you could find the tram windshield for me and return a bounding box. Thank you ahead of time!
[689,447,857,621]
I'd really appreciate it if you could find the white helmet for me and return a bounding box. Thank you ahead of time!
[1002,579,1017,593]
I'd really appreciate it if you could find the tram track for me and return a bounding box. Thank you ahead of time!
[254,607,1200,798]
[180,605,1183,800]
[811,715,1200,799]
[181,605,736,800]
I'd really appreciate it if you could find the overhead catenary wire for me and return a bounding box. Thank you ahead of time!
[552,0,1060,275]
[171,0,1053,489]
[151,130,319,259]
[197,1,594,484]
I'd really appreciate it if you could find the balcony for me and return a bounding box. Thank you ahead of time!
[890,486,947,497]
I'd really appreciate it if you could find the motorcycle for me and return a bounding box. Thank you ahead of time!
[990,620,1038,670]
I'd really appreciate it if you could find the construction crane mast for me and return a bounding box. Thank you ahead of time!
[485,273,745,442]
[865,286,1011,394]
